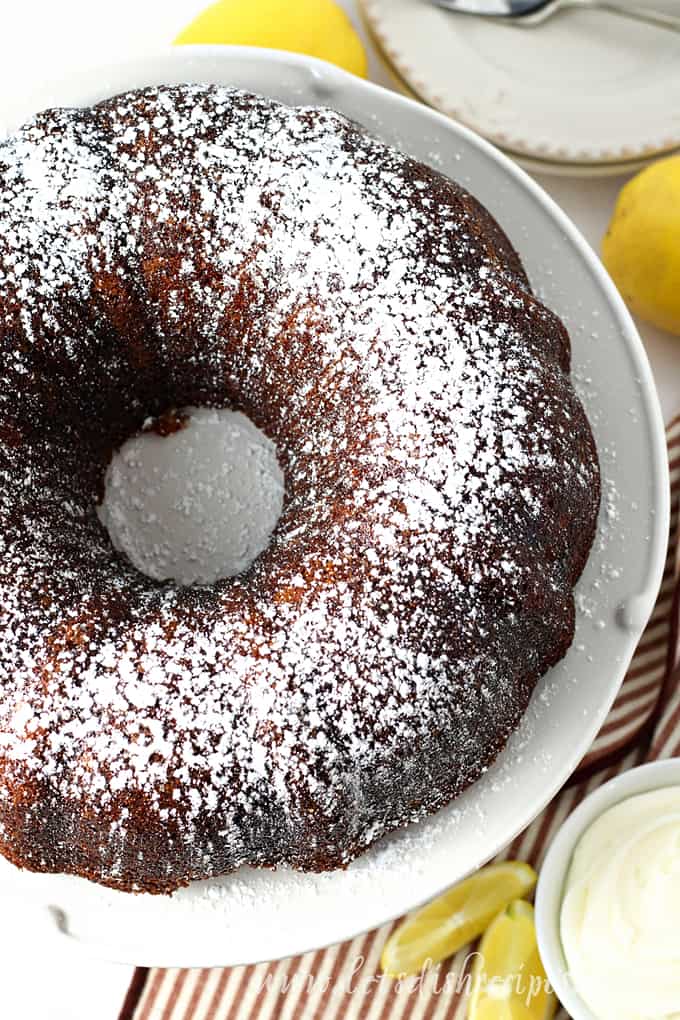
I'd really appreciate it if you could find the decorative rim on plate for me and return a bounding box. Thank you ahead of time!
[359,0,680,165]
[0,47,669,967]
[359,5,679,179]
[359,5,680,179]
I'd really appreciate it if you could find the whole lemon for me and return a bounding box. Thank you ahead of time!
[175,0,368,79]
[602,156,680,336]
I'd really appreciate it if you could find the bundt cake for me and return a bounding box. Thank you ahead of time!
[0,84,600,893]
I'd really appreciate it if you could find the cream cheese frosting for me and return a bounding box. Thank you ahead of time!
[561,786,680,1020]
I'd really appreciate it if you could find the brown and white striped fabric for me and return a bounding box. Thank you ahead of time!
[120,415,680,1020]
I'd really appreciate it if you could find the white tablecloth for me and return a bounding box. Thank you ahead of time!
[0,2,676,1017]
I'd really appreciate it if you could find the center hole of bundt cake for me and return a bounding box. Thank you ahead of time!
[97,407,284,586]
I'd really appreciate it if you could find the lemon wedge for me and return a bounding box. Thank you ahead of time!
[174,0,368,79]
[468,900,556,1020]
[380,861,537,978]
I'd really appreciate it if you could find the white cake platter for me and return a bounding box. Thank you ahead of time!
[0,47,668,967]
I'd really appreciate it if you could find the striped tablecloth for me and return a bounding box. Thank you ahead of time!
[121,415,680,1020]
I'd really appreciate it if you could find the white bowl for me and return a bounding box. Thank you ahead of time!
[0,47,669,966]
[536,760,680,1020]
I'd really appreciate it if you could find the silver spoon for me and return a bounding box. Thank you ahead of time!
[428,0,680,30]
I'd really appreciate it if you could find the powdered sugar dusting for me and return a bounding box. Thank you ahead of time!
[0,85,599,891]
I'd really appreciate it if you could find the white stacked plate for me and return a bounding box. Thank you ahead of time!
[360,0,680,176]
[0,46,668,966]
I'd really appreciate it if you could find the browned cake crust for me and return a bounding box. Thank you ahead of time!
[0,85,599,893]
